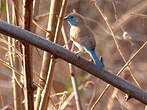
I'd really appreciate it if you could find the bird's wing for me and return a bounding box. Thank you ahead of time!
[70,25,96,49]
[78,26,96,49]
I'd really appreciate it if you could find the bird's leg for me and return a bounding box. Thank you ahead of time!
[88,56,104,64]
[63,40,72,48]
[73,50,81,55]
[73,47,88,55]
[88,58,94,62]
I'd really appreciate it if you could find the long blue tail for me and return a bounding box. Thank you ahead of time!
[86,48,104,69]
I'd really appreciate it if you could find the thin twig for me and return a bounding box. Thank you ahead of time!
[60,75,90,110]
[0,35,23,55]
[0,96,4,107]
[34,12,49,21]
[0,58,23,76]
[58,92,68,110]
[6,1,23,109]
[69,59,83,110]
[32,19,51,33]
[0,58,49,90]
[49,97,58,110]
[0,36,23,58]
[131,13,147,19]
[85,81,96,110]
[90,84,109,110]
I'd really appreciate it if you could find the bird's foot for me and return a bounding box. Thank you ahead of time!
[88,58,94,63]
[63,40,72,48]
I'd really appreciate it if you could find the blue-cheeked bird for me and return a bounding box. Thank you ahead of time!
[64,12,104,69]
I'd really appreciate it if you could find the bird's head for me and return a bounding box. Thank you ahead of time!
[64,13,84,26]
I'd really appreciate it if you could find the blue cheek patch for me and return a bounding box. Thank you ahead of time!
[68,18,78,25]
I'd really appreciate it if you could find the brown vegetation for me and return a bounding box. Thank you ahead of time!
[0,0,146,110]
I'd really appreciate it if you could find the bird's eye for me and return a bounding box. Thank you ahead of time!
[70,16,74,19]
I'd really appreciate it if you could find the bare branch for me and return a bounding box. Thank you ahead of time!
[23,0,34,110]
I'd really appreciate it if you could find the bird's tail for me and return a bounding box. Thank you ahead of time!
[86,48,104,69]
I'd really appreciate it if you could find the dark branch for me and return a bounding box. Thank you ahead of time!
[23,0,34,110]
[0,21,147,104]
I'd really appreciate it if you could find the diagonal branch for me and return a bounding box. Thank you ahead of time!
[0,21,147,105]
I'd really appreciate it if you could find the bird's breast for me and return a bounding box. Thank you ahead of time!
[70,26,81,41]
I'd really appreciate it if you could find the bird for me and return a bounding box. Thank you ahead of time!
[64,12,104,69]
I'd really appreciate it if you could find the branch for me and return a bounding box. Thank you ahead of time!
[0,21,147,104]
[23,0,34,110]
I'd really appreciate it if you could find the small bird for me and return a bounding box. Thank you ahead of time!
[64,12,104,69]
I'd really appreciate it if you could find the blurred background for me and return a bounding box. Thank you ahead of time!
[0,0,146,110]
